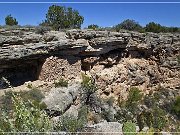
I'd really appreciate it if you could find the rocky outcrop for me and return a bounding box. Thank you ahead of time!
[0,28,179,133]
[0,29,180,61]
[43,83,81,114]
[0,28,179,90]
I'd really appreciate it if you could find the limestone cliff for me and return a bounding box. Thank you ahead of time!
[0,28,180,101]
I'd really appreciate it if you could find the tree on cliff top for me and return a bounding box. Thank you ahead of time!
[114,19,143,32]
[5,15,18,26]
[87,24,99,30]
[145,22,179,33]
[43,5,84,30]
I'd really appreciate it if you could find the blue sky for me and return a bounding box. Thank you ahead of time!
[0,0,180,27]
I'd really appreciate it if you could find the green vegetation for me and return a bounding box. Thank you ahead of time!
[55,106,88,132]
[137,108,167,132]
[145,22,179,33]
[87,24,99,30]
[126,87,143,108]
[101,109,115,122]
[122,120,136,135]
[81,73,97,92]
[152,107,167,131]
[0,88,46,114]
[43,5,84,30]
[2,12,180,33]
[0,93,52,133]
[54,78,68,88]
[113,19,180,33]
[114,87,173,132]
[80,73,101,112]
[172,96,180,117]
[137,128,155,135]
[114,19,144,32]
[5,14,18,26]
[0,90,88,133]
[35,26,52,35]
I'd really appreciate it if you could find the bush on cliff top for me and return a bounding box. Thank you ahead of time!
[87,24,100,30]
[5,14,18,26]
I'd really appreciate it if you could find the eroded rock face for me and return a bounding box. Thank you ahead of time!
[0,28,179,93]
[1,29,180,61]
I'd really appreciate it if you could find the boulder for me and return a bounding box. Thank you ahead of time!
[43,83,81,113]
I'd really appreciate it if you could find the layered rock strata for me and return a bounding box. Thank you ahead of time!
[0,29,179,99]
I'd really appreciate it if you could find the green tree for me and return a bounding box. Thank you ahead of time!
[45,5,84,30]
[5,14,18,26]
[145,22,179,33]
[87,24,99,30]
[145,22,163,33]
[114,19,143,32]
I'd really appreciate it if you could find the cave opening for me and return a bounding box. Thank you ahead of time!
[0,60,44,89]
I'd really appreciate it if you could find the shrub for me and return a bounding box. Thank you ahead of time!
[137,128,154,135]
[137,110,156,131]
[137,113,145,131]
[0,93,52,133]
[5,14,18,26]
[80,73,101,112]
[87,24,99,30]
[101,109,114,122]
[114,109,134,124]
[55,106,88,132]
[54,78,68,88]
[126,87,143,108]
[152,107,167,131]
[137,108,167,131]
[143,111,153,128]
[55,115,84,132]
[172,96,180,117]
[122,120,136,135]
[0,88,46,113]
[35,26,52,35]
